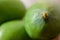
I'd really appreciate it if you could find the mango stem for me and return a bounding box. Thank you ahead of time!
[42,11,48,19]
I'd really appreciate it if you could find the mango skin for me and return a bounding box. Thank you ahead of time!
[0,20,31,40]
[24,3,60,40]
[0,0,26,24]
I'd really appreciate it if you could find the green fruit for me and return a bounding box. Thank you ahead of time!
[0,20,31,40]
[24,3,60,40]
[0,0,26,24]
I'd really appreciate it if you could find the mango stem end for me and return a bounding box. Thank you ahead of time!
[42,11,48,19]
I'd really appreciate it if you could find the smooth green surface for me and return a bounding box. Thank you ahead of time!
[0,0,26,24]
[0,20,30,40]
[24,3,60,39]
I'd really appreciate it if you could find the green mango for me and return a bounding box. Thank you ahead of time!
[0,20,31,40]
[0,0,26,24]
[24,3,60,40]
